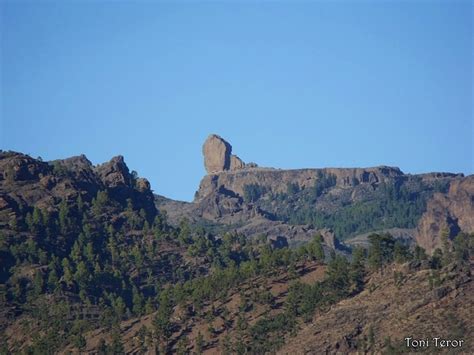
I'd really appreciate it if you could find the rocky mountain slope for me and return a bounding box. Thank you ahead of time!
[0,141,472,354]
[416,176,474,254]
[52,259,473,354]
[278,261,473,354]
[157,134,472,252]
[0,151,157,227]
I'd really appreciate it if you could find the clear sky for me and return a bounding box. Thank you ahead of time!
[1,0,473,201]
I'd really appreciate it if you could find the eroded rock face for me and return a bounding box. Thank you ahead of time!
[230,155,245,171]
[95,155,132,188]
[202,134,247,174]
[0,153,50,182]
[136,178,151,192]
[203,135,232,174]
[194,166,405,202]
[0,152,158,227]
[416,176,474,254]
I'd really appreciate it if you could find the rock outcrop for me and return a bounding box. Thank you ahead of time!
[203,134,246,174]
[416,176,474,254]
[195,166,407,202]
[230,154,245,171]
[95,155,132,188]
[0,152,50,182]
[202,134,232,173]
[0,151,157,227]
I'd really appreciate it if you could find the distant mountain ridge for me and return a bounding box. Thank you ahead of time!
[157,134,472,253]
[1,133,472,255]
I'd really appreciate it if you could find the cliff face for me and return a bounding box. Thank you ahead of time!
[416,176,474,254]
[157,134,465,249]
[195,166,404,202]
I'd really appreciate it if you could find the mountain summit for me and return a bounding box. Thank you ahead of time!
[202,134,246,174]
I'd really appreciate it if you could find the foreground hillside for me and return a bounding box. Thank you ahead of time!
[279,261,473,354]
[1,145,473,354]
[47,258,472,354]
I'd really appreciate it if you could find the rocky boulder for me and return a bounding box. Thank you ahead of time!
[135,178,151,192]
[230,155,245,171]
[95,155,132,188]
[203,134,246,174]
[203,134,231,174]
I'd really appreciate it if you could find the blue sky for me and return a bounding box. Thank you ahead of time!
[1,0,472,201]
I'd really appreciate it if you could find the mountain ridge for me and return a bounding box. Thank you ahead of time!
[156,135,471,253]
[1,140,473,354]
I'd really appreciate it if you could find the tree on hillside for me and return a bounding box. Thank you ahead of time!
[350,247,366,293]
[110,328,125,354]
[368,233,395,272]
[441,228,453,266]
[393,241,410,263]
[195,332,204,354]
[307,234,325,261]
[453,232,472,264]
[326,254,350,297]
[153,290,173,349]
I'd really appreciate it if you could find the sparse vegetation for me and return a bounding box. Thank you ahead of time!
[0,152,472,354]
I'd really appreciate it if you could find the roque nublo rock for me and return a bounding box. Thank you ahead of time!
[203,134,246,174]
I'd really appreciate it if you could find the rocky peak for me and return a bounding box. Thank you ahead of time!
[0,152,50,182]
[95,155,132,188]
[202,134,247,174]
[51,155,99,184]
[56,154,92,171]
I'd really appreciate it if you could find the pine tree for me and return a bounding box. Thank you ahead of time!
[195,332,204,354]
[393,241,409,263]
[132,287,144,316]
[308,234,325,261]
[76,194,84,213]
[110,328,125,354]
[62,258,74,285]
[350,247,366,293]
[144,297,154,314]
[8,214,18,231]
[441,228,453,266]
[453,232,471,263]
[33,270,44,296]
[326,255,350,297]
[153,290,173,348]
[74,334,86,352]
[74,261,89,290]
[47,269,59,292]
[58,200,70,235]
[414,245,427,261]
[97,338,107,355]
[368,233,395,272]
[32,207,43,234]
[113,296,126,320]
